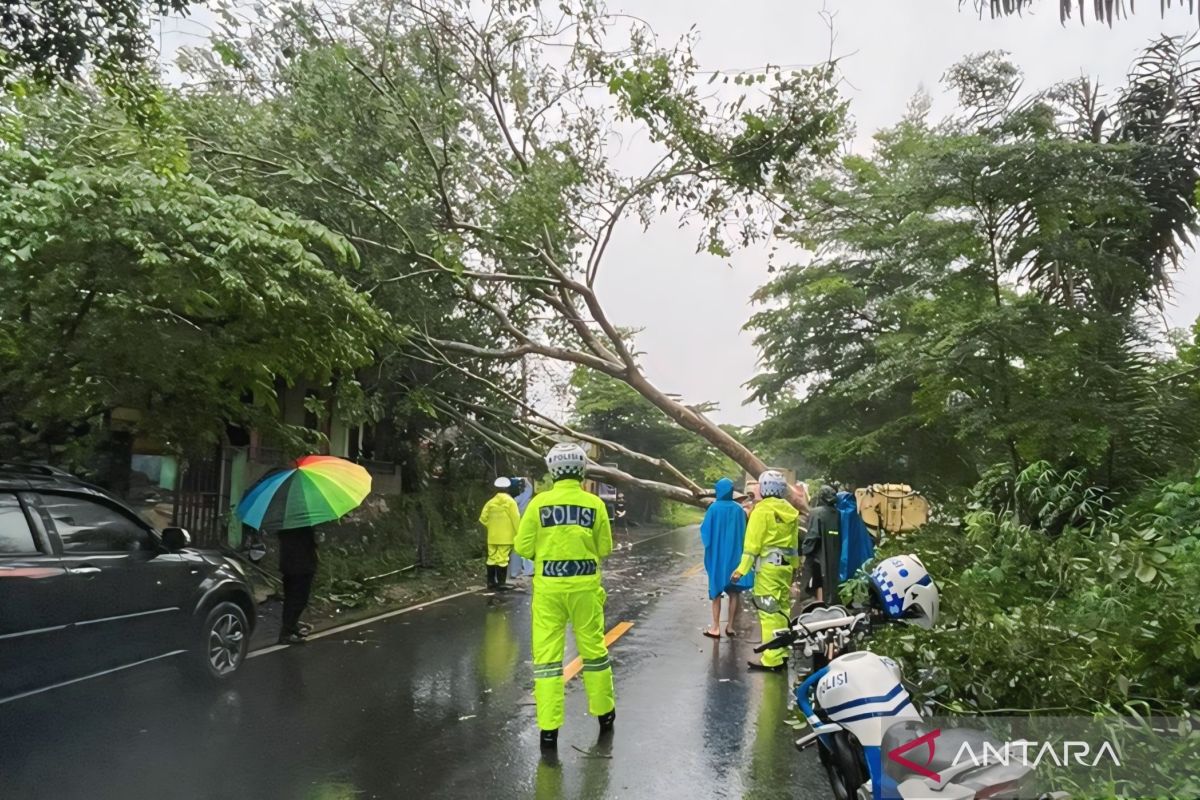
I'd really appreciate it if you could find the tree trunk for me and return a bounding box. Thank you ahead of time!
[624,372,768,479]
[587,463,701,506]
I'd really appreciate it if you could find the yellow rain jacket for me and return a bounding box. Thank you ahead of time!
[479,491,520,546]
[737,496,801,575]
[739,495,801,668]
[515,478,616,730]
[515,479,612,593]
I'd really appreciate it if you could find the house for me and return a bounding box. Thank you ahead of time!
[124,380,403,548]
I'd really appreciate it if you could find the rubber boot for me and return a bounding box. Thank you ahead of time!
[540,729,559,749]
[598,709,616,734]
[496,568,511,591]
[486,565,497,589]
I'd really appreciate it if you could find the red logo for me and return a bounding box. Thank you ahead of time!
[887,728,942,782]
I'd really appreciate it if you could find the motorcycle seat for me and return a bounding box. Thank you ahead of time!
[882,721,1004,781]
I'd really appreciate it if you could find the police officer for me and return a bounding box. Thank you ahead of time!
[731,470,800,672]
[514,443,616,749]
[480,477,521,590]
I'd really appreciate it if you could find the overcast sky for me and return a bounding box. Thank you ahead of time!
[592,1,1200,425]
[158,1,1200,427]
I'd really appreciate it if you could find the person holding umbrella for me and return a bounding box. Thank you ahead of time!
[277,525,318,644]
[236,455,372,645]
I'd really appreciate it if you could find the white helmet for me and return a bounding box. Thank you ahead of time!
[758,470,788,499]
[493,477,512,490]
[869,554,939,629]
[545,443,588,481]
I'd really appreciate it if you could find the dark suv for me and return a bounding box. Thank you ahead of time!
[0,463,256,704]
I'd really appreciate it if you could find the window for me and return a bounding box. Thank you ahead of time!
[40,494,152,553]
[0,494,38,555]
[303,389,321,431]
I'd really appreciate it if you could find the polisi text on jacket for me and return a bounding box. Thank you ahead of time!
[539,504,595,529]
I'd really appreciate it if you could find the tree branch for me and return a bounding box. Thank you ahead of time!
[433,398,703,506]
[409,341,702,496]
[420,333,623,377]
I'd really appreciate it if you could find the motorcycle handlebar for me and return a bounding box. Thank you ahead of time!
[753,612,869,654]
[800,614,863,633]
[753,630,796,653]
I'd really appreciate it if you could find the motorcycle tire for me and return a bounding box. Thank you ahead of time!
[819,732,869,800]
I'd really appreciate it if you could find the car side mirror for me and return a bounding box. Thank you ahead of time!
[162,527,191,552]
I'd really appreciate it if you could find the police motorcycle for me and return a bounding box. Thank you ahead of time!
[756,555,1038,800]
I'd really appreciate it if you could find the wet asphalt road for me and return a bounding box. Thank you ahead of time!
[0,525,827,800]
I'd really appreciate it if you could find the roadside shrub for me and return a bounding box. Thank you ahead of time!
[856,462,1200,715]
[657,501,705,528]
[314,485,491,602]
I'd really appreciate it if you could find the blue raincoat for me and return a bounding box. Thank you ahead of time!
[508,477,535,578]
[700,478,755,600]
[837,490,874,582]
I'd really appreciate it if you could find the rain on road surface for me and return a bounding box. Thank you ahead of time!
[0,525,827,799]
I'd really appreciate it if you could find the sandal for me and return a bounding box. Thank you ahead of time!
[703,630,721,640]
[725,629,737,638]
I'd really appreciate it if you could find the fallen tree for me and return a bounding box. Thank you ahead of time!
[183,0,846,502]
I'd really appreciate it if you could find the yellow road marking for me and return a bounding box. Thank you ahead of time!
[682,562,704,579]
[562,621,634,682]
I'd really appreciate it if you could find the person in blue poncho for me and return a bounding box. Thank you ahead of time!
[836,488,874,583]
[700,477,754,639]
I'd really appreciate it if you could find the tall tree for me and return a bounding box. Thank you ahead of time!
[750,41,1200,493]
[0,84,383,462]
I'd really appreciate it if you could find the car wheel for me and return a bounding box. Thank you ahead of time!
[195,601,248,681]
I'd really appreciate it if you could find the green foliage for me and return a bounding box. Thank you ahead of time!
[601,34,846,257]
[321,486,490,573]
[175,0,846,464]
[314,485,490,605]
[173,4,591,481]
[0,86,384,458]
[571,366,694,465]
[750,42,1200,495]
[0,0,196,83]
[604,55,844,193]
[968,0,1198,26]
[854,463,1200,715]
[656,501,705,529]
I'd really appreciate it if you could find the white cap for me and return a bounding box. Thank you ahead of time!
[494,477,512,490]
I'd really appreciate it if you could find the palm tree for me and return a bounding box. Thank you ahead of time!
[966,0,1197,26]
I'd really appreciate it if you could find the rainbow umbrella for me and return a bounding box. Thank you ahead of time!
[236,455,372,531]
